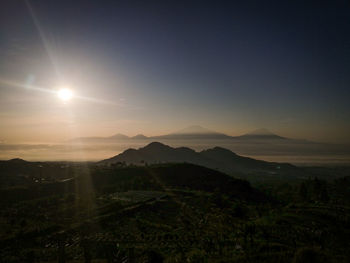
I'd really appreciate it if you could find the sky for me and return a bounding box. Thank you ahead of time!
[1,0,350,144]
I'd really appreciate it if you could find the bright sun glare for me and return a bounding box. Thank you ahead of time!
[58,88,73,101]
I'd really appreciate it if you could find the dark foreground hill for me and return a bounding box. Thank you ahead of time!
[100,142,305,181]
[93,163,267,202]
[0,162,266,204]
[1,158,350,262]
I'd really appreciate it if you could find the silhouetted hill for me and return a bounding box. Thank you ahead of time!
[1,158,35,172]
[131,134,148,139]
[7,158,28,164]
[100,142,303,180]
[0,161,267,203]
[68,126,301,143]
[0,160,77,188]
[103,142,205,164]
[236,128,287,140]
[200,146,275,171]
[109,133,129,139]
[174,125,215,134]
[91,162,268,202]
[151,125,233,140]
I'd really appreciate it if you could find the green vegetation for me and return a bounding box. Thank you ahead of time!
[0,160,349,262]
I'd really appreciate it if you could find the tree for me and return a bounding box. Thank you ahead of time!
[299,182,308,202]
[319,187,329,203]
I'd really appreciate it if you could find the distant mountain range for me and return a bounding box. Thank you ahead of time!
[236,128,286,140]
[99,142,305,180]
[69,125,290,143]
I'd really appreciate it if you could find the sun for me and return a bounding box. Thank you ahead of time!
[58,88,73,101]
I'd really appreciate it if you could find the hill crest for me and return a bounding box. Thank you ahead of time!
[99,142,302,180]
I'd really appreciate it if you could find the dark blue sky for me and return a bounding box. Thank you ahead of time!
[1,0,350,143]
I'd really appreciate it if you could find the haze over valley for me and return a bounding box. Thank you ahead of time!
[2,126,349,165]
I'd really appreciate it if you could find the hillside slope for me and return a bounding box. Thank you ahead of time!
[100,142,304,180]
